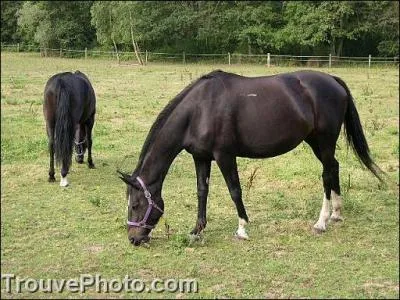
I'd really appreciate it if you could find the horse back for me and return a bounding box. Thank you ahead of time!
[43,72,95,125]
[183,71,348,158]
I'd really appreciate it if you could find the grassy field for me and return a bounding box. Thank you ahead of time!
[1,52,399,298]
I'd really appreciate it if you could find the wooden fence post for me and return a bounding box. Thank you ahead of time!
[329,53,332,68]
[183,52,186,64]
[368,54,371,68]
[85,47,87,60]
[17,43,20,52]
[60,48,62,57]
[145,50,148,65]
[267,53,271,67]
[228,52,231,65]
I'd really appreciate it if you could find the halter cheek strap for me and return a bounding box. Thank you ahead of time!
[127,176,164,230]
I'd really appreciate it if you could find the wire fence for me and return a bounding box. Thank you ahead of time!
[2,43,399,68]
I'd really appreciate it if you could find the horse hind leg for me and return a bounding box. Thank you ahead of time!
[329,159,343,222]
[47,124,56,182]
[85,114,95,169]
[305,136,343,233]
[60,159,70,187]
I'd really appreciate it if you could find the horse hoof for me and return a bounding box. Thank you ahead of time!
[312,226,325,235]
[48,177,56,183]
[88,163,95,169]
[330,215,344,223]
[60,177,69,187]
[235,231,249,240]
[189,233,201,242]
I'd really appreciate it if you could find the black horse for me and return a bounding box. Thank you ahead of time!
[44,71,96,187]
[119,70,383,246]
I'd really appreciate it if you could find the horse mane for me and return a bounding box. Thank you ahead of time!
[133,71,223,175]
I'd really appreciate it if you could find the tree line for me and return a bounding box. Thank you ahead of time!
[1,1,398,58]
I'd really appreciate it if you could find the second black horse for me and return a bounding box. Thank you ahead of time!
[44,71,96,187]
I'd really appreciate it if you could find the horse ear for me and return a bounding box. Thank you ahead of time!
[117,170,134,186]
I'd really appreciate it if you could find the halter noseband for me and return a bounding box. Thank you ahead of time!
[127,176,164,230]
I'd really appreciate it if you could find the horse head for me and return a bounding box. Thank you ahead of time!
[118,171,164,246]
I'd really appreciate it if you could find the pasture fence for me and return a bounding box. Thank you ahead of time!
[2,43,399,68]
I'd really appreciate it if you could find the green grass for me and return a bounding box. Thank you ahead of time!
[1,52,399,298]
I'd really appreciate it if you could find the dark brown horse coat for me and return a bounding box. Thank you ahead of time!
[44,71,96,186]
[120,70,382,246]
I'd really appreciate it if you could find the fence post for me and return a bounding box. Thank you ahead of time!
[228,52,231,65]
[145,50,148,65]
[267,53,271,67]
[368,54,371,68]
[17,43,20,52]
[85,47,87,60]
[183,52,186,64]
[60,48,62,57]
[329,53,332,68]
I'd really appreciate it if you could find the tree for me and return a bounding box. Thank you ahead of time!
[5,0,398,59]
[1,1,23,43]
[278,1,375,56]
[373,1,399,56]
[17,1,95,49]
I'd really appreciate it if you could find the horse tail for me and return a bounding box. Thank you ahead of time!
[54,78,74,168]
[333,75,384,182]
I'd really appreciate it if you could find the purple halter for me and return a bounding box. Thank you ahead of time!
[127,176,164,230]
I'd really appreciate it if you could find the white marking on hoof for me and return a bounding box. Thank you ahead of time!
[313,222,326,233]
[60,176,69,187]
[189,234,200,241]
[235,228,249,240]
[236,218,249,240]
[330,191,343,222]
[313,194,330,233]
[247,93,257,97]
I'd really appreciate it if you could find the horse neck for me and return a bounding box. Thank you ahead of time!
[136,118,186,191]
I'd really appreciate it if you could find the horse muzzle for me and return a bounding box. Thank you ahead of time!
[129,235,150,247]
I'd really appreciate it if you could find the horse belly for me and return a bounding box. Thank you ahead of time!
[236,102,313,158]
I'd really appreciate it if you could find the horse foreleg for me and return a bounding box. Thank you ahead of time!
[190,157,211,236]
[75,124,85,164]
[215,154,249,240]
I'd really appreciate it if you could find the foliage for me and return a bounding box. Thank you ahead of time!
[1,1,398,56]
[1,1,23,43]
[16,1,95,48]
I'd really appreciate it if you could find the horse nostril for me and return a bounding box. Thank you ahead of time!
[129,237,141,246]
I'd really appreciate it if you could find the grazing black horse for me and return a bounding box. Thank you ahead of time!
[43,71,96,187]
[119,70,383,246]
